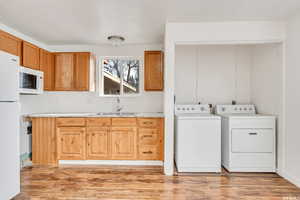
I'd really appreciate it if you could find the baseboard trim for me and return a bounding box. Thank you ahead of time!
[224,168,276,172]
[177,166,221,173]
[278,171,300,188]
[59,160,164,166]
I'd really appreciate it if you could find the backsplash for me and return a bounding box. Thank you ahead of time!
[20,92,163,114]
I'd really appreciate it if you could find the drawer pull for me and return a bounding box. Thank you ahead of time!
[249,132,258,135]
[142,135,153,139]
[143,151,153,154]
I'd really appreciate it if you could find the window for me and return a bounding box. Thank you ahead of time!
[100,58,140,96]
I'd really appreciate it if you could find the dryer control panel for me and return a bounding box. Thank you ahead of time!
[175,104,211,114]
[215,105,256,115]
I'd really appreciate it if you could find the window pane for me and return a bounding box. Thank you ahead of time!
[122,60,139,94]
[103,59,121,95]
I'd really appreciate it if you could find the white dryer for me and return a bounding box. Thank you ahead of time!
[175,104,221,172]
[216,104,276,172]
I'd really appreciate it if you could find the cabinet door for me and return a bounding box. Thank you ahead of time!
[0,30,22,56]
[40,49,54,91]
[22,41,40,70]
[144,51,163,91]
[54,53,74,91]
[111,127,137,160]
[86,127,110,159]
[32,118,57,165]
[74,52,90,91]
[57,127,86,160]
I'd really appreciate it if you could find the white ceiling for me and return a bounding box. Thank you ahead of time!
[0,0,299,45]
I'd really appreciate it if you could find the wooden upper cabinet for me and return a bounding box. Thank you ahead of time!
[74,52,90,91]
[54,53,75,91]
[144,51,164,91]
[0,30,22,56]
[53,52,95,91]
[22,41,40,70]
[40,49,55,91]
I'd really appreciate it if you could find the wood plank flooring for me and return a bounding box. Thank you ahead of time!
[13,165,300,200]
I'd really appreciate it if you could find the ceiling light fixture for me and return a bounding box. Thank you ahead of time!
[107,35,125,46]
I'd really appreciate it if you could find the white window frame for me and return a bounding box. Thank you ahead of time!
[99,56,142,97]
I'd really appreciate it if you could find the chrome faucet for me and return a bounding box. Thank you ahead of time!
[116,97,123,113]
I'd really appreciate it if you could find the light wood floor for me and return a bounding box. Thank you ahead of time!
[13,165,300,200]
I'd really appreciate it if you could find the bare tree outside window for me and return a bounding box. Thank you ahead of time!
[102,58,140,96]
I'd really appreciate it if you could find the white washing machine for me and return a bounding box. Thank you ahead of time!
[215,104,276,172]
[175,104,221,172]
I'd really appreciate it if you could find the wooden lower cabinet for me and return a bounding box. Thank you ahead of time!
[57,127,86,160]
[32,118,57,165]
[86,127,110,159]
[32,117,164,164]
[137,118,164,160]
[111,127,137,160]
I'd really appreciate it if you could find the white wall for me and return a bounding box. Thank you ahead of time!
[250,43,284,175]
[20,44,164,115]
[175,45,252,105]
[284,13,300,187]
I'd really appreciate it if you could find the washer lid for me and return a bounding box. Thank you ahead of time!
[176,113,221,120]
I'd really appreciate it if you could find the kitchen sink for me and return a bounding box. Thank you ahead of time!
[97,112,136,116]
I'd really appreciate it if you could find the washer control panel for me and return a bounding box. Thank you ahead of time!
[215,105,256,114]
[175,104,211,114]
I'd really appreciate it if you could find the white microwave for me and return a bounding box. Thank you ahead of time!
[19,67,44,94]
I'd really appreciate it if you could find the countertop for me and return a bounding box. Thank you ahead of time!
[26,112,164,118]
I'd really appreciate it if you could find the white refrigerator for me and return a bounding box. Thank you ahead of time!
[0,50,20,199]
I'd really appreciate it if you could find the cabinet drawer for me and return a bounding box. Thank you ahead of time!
[138,128,159,145]
[138,118,159,128]
[138,145,160,160]
[112,118,137,126]
[231,129,274,153]
[87,118,111,127]
[56,118,86,127]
